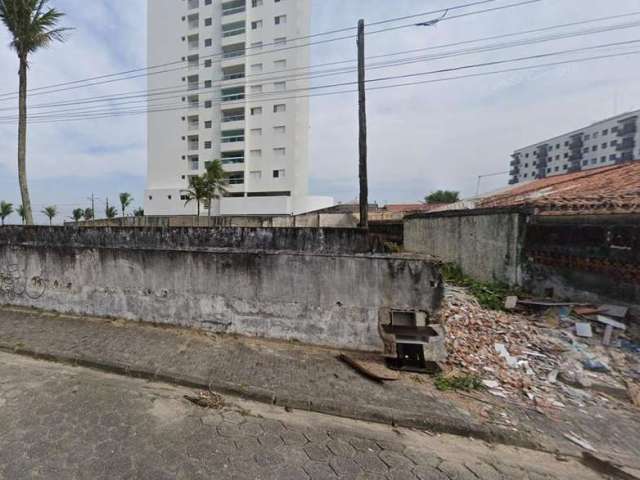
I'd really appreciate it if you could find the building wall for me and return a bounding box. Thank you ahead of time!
[510,111,640,184]
[0,229,442,351]
[404,209,525,285]
[145,0,332,216]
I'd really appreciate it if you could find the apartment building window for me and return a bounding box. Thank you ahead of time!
[204,59,212,67]
[274,104,286,113]
[564,153,568,158]
[250,171,262,180]
[205,0,212,4]
[564,141,569,146]
[274,59,287,70]
[250,149,262,158]
[204,80,212,88]
[251,128,262,136]
[563,164,568,170]
[252,0,263,6]
[602,129,608,135]
[251,106,263,116]
[204,38,212,47]
[204,17,212,26]
[582,160,588,166]
[251,85,263,94]
[609,154,616,160]
[593,131,599,138]
[252,20,263,30]
[275,15,287,25]
[274,37,287,45]
[592,145,597,152]
[591,158,597,165]
[611,140,618,146]
[273,169,285,178]
[204,141,212,149]
[274,125,286,134]
[204,100,212,108]
[555,155,559,160]
[204,121,212,129]
[601,156,606,162]
[584,134,590,140]
[582,147,588,153]
[555,166,559,171]
[251,63,263,73]
[273,82,286,91]
[273,147,285,156]
[525,153,529,158]
[601,143,607,149]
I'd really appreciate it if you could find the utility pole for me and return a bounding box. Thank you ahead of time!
[357,19,368,229]
[88,193,95,217]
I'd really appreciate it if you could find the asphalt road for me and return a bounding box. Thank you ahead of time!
[0,352,602,479]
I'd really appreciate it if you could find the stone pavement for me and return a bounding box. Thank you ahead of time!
[0,306,639,469]
[0,351,604,480]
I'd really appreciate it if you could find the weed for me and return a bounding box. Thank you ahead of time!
[434,373,483,392]
[441,263,515,311]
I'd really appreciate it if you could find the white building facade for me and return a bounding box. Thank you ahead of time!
[509,110,640,185]
[145,0,333,216]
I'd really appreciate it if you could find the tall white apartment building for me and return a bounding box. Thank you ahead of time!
[145,0,333,216]
[509,110,640,185]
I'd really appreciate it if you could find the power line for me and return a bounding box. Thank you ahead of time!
[1,20,637,120]
[5,46,639,126]
[0,0,539,101]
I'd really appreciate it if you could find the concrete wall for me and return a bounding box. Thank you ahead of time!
[2,226,372,254]
[0,227,442,351]
[404,209,525,285]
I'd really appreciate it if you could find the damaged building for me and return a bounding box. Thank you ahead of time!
[404,161,640,313]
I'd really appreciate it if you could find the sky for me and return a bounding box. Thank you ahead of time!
[1,0,640,224]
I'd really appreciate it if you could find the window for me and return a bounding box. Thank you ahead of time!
[610,154,616,160]
[555,155,559,160]
[612,126,619,133]
[204,100,212,108]
[205,0,212,4]
[274,125,286,134]
[250,170,262,180]
[611,140,618,146]
[250,149,262,158]
[564,153,568,158]
[251,85,263,94]
[168,195,172,200]
[555,166,559,172]
[563,164,568,170]
[593,131,599,138]
[602,129,608,135]
[525,153,529,158]
[591,158,597,165]
[204,80,212,88]
[251,106,263,116]
[204,121,212,129]
[251,63,263,73]
[273,104,286,113]
[275,15,287,25]
[584,134,590,140]
[204,17,212,26]
[564,141,569,146]
[274,37,287,45]
[204,141,212,149]
[274,147,286,156]
[251,128,262,136]
[274,59,287,70]
[601,143,607,149]
[582,147,588,153]
[601,156,606,162]
[204,59,212,68]
[273,81,286,91]
[252,20,263,30]
[204,38,212,47]
[252,0,263,6]
[582,160,588,166]
[273,169,285,178]
[592,145,597,152]
[555,144,560,149]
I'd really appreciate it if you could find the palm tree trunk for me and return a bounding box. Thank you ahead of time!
[207,196,212,218]
[18,57,34,225]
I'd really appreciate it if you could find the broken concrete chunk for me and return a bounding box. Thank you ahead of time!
[504,296,518,310]
[575,322,593,338]
[494,343,518,368]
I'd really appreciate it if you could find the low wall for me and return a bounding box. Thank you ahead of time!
[0,226,372,254]
[404,209,526,285]
[0,228,443,351]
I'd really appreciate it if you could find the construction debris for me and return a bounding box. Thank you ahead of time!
[438,287,639,410]
[184,391,225,409]
[337,353,400,382]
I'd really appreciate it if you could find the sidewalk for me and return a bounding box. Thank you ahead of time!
[1,306,638,467]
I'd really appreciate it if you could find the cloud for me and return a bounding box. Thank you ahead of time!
[0,0,639,217]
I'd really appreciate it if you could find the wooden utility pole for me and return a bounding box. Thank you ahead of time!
[357,19,368,229]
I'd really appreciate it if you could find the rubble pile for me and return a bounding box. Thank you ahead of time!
[439,287,640,410]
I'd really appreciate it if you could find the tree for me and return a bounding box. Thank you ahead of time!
[0,201,13,225]
[119,192,133,217]
[83,208,94,221]
[0,0,69,225]
[105,205,118,219]
[133,207,144,217]
[183,176,208,217]
[41,205,57,225]
[71,208,83,223]
[425,190,460,204]
[203,160,228,218]
[16,204,25,224]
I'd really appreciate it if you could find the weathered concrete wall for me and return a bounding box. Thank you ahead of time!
[0,229,442,351]
[0,226,372,254]
[523,215,640,311]
[404,209,525,285]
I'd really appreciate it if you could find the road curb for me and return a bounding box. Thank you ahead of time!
[0,343,543,452]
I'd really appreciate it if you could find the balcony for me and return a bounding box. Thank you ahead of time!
[221,86,245,103]
[187,13,199,29]
[222,65,245,82]
[188,155,200,171]
[221,108,245,129]
[222,0,246,23]
[187,115,199,131]
[187,55,199,72]
[222,21,246,46]
[227,171,245,185]
[187,135,199,152]
[187,74,199,92]
[509,168,519,176]
[187,0,199,10]
[222,43,245,67]
[509,158,520,167]
[187,34,199,51]
[616,138,635,151]
[221,151,245,166]
[187,95,199,110]
[618,122,637,137]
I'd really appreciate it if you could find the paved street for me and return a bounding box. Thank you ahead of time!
[0,352,603,480]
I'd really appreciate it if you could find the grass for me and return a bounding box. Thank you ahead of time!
[441,263,515,311]
[434,373,483,392]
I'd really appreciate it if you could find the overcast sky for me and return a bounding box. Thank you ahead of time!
[1,0,639,223]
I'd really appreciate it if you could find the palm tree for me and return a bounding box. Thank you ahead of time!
[0,201,13,225]
[41,205,57,226]
[83,208,94,221]
[119,192,133,217]
[16,204,25,224]
[0,0,69,225]
[133,207,144,217]
[71,208,83,224]
[203,160,228,218]
[105,205,117,219]
[183,176,208,217]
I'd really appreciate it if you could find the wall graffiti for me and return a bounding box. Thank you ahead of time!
[0,264,47,300]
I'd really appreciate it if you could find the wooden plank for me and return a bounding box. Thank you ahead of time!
[337,354,399,382]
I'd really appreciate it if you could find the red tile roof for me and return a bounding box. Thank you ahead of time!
[383,203,444,213]
[477,161,640,215]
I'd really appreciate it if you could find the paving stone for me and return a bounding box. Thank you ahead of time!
[412,464,450,480]
[217,423,245,438]
[329,457,363,478]
[304,444,333,462]
[404,448,443,467]
[437,461,477,480]
[282,430,309,447]
[304,461,338,480]
[221,411,246,425]
[254,450,286,469]
[465,462,505,480]
[326,439,357,458]
[258,433,285,448]
[379,450,414,470]
[354,452,389,474]
[387,468,418,480]
[349,437,382,453]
